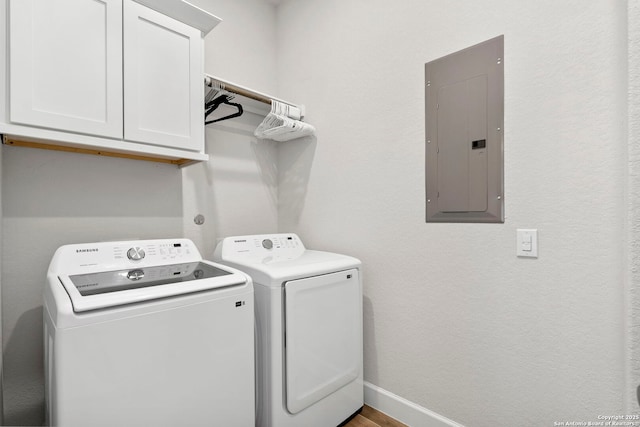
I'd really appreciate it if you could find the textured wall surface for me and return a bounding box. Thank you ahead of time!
[1,1,635,425]
[276,1,629,425]
[183,0,280,257]
[628,0,640,415]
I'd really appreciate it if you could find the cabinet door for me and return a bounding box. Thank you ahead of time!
[9,0,123,138]
[123,0,204,151]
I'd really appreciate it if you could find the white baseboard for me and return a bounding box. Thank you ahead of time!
[363,381,465,427]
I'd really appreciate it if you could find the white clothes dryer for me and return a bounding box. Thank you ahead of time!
[214,233,363,427]
[44,238,254,427]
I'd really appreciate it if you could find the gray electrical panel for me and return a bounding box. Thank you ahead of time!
[425,36,504,223]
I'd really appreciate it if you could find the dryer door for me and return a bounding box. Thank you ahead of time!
[284,269,361,414]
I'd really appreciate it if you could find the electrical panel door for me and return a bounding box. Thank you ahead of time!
[425,36,504,223]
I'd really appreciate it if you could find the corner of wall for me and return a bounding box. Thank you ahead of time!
[627,0,640,414]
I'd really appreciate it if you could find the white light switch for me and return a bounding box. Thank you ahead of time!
[517,229,538,258]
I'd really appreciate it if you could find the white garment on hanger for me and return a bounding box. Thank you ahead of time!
[254,100,315,142]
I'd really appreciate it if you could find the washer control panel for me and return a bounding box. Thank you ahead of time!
[58,239,200,272]
[218,234,305,261]
[114,241,194,263]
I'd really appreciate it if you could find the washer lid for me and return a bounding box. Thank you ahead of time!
[59,261,246,312]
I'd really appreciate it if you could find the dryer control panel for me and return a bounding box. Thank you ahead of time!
[216,234,305,262]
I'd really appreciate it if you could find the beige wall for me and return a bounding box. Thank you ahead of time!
[2,0,637,425]
[183,0,280,257]
[628,0,640,415]
[276,0,630,425]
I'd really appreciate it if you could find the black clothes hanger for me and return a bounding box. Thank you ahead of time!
[205,94,244,125]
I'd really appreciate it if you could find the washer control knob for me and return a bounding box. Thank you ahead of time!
[262,239,273,250]
[127,247,145,261]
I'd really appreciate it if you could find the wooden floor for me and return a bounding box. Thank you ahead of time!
[344,405,409,427]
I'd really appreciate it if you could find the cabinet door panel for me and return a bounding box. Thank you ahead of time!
[9,0,123,137]
[123,0,203,151]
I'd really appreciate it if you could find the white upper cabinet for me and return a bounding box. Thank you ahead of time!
[2,0,220,163]
[123,0,203,151]
[9,0,123,138]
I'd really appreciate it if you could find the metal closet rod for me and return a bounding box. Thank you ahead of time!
[204,74,299,109]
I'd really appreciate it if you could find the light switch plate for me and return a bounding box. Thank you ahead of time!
[517,229,538,258]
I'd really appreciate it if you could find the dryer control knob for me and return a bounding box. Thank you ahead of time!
[127,247,146,261]
[262,239,273,250]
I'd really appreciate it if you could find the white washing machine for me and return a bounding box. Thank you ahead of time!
[44,238,255,427]
[213,233,363,427]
